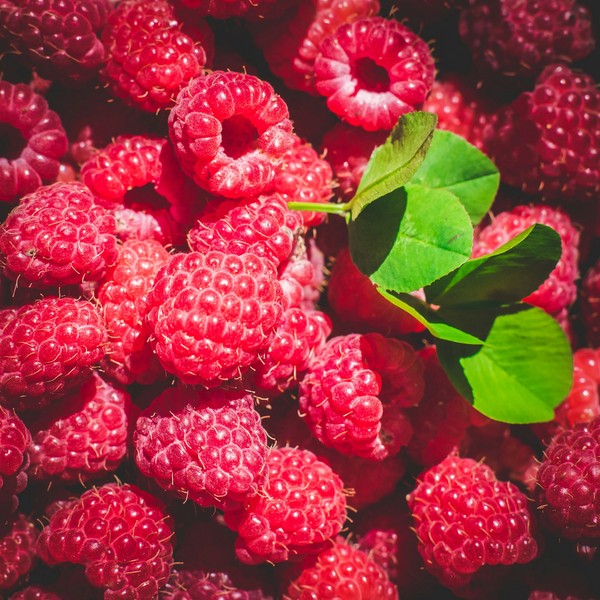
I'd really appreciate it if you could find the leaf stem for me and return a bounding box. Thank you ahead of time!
[287,201,351,216]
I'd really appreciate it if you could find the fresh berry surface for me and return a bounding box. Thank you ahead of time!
[0,1,599,599]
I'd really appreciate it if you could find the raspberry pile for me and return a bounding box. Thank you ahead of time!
[0,2,598,599]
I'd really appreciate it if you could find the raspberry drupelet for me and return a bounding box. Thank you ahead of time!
[0,514,39,591]
[168,71,296,199]
[314,17,436,131]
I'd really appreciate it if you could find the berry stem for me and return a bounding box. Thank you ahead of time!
[287,201,351,216]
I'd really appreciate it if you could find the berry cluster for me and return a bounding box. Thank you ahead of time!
[0,1,599,598]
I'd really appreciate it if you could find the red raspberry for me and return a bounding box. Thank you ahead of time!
[459,0,595,82]
[286,537,398,599]
[0,0,108,83]
[0,182,118,288]
[97,238,170,385]
[0,406,30,523]
[484,64,600,202]
[581,258,600,347]
[0,297,108,412]
[0,514,38,591]
[277,235,317,310]
[178,0,296,21]
[113,206,178,246]
[320,122,387,200]
[271,139,334,228]
[27,373,135,483]
[168,71,296,198]
[145,251,284,386]
[224,446,347,565]
[101,0,207,112]
[407,451,539,591]
[134,387,269,511]
[163,569,270,599]
[252,0,380,94]
[299,332,424,460]
[187,194,303,269]
[0,82,68,203]
[314,17,435,131]
[8,586,62,600]
[422,74,498,151]
[327,247,425,335]
[536,416,600,542]
[473,204,580,316]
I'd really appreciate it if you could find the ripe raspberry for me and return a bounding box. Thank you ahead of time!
[8,586,62,600]
[422,74,498,151]
[134,387,269,511]
[252,0,380,94]
[0,182,118,288]
[484,64,600,202]
[224,446,347,565]
[252,307,331,395]
[536,416,600,542]
[187,194,303,269]
[0,82,68,203]
[320,122,387,200]
[459,0,595,82]
[581,258,600,347]
[0,0,108,83]
[277,235,317,310]
[145,251,284,386]
[0,406,30,522]
[101,0,207,112]
[327,247,425,335]
[473,204,580,316]
[27,373,135,483]
[113,206,179,246]
[299,332,424,460]
[168,71,296,198]
[37,483,174,599]
[0,514,38,591]
[285,537,398,599]
[97,238,170,385]
[314,17,435,131]
[408,346,488,467]
[163,569,270,600]
[0,297,108,412]
[407,451,539,590]
[271,140,334,228]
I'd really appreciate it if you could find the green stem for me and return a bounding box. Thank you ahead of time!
[287,200,351,216]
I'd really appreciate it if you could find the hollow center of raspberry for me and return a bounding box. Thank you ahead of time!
[221,115,259,159]
[0,122,26,160]
[125,183,170,211]
[352,58,390,93]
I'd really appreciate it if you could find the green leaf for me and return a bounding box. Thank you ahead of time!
[348,183,473,293]
[425,224,562,307]
[351,112,437,220]
[410,130,500,225]
[437,305,573,424]
[379,290,484,345]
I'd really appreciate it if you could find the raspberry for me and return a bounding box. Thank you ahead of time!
[0,0,108,83]
[187,194,303,269]
[163,569,269,600]
[168,71,296,198]
[285,537,398,599]
[8,586,62,600]
[407,451,539,590]
[224,446,347,565]
[145,250,284,386]
[178,0,296,21]
[27,372,135,483]
[134,387,269,511]
[459,0,595,82]
[0,81,68,203]
[327,247,425,335]
[271,139,334,228]
[314,17,435,131]
[252,0,380,94]
[0,406,30,523]
[101,0,207,112]
[299,332,424,460]
[580,258,600,347]
[484,64,600,202]
[97,238,170,385]
[113,206,178,246]
[0,297,108,412]
[320,122,387,200]
[0,515,38,591]
[0,182,118,288]
[536,416,600,542]
[473,204,580,316]
[37,483,174,599]
[422,74,498,151]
